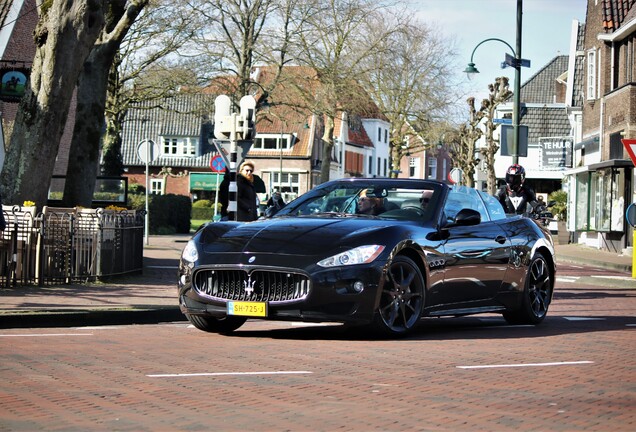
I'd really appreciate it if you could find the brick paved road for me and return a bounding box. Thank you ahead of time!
[1,283,634,432]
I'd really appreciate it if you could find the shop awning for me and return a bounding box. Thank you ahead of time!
[190,173,222,191]
[574,136,599,151]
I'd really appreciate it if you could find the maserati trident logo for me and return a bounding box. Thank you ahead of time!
[243,275,256,296]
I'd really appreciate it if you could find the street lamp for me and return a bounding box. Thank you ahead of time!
[464,0,529,165]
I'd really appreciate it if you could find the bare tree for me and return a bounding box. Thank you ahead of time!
[451,97,484,188]
[186,0,299,106]
[359,19,460,178]
[479,77,512,195]
[62,0,150,207]
[288,0,398,183]
[0,0,105,208]
[100,0,202,177]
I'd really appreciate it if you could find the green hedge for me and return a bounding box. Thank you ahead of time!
[128,193,192,234]
[192,207,214,220]
[149,194,192,234]
[192,199,212,208]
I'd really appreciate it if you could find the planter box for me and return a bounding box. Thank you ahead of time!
[556,221,569,244]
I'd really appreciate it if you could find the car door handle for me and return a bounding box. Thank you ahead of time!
[495,235,507,244]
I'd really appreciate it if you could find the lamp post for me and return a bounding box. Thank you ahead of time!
[464,0,529,165]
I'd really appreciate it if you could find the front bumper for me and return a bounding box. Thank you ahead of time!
[178,260,386,324]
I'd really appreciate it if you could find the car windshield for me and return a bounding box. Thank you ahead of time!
[275,182,440,222]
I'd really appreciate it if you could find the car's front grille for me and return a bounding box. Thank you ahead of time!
[193,269,311,303]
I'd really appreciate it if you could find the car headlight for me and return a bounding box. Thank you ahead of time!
[181,240,199,263]
[317,245,385,268]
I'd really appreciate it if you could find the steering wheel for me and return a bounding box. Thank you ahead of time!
[401,206,425,217]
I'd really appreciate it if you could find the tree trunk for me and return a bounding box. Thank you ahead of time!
[62,49,112,207]
[63,1,147,207]
[101,102,125,177]
[320,115,335,184]
[0,0,105,209]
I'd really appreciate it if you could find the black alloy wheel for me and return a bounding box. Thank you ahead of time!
[503,252,553,325]
[373,255,425,336]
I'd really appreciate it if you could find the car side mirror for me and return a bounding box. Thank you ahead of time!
[453,208,481,226]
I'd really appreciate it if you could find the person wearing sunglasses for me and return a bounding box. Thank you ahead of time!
[420,190,433,209]
[218,161,259,221]
[356,191,385,216]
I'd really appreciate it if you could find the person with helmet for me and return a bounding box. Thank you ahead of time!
[496,164,538,215]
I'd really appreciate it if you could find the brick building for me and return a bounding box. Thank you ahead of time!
[563,0,635,253]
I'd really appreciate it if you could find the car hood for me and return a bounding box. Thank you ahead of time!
[199,216,398,256]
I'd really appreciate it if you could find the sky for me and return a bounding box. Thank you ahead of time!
[412,0,588,103]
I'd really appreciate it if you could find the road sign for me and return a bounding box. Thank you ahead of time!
[504,53,531,68]
[493,118,512,125]
[622,139,636,166]
[210,154,226,173]
[448,168,463,185]
[136,139,159,163]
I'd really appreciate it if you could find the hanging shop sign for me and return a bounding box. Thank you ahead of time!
[0,67,29,102]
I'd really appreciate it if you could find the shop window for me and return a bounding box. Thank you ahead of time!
[575,173,589,230]
[610,169,625,232]
[591,170,611,232]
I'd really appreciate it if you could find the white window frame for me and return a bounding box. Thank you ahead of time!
[253,134,292,150]
[428,157,437,180]
[408,157,419,178]
[150,178,164,195]
[161,136,197,157]
[587,49,597,100]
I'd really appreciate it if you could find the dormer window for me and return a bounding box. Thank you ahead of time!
[253,134,293,150]
[162,136,197,157]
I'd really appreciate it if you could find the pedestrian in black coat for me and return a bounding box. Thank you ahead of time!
[219,161,258,221]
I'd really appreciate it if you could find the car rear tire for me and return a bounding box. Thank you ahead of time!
[503,252,553,325]
[186,314,247,334]
[373,255,424,336]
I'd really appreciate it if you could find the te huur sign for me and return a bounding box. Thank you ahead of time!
[540,138,573,169]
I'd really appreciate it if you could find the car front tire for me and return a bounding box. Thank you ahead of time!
[373,255,425,337]
[503,252,553,325]
[186,314,247,334]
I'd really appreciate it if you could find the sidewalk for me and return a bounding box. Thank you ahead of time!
[0,234,190,328]
[0,235,633,329]
[555,242,633,273]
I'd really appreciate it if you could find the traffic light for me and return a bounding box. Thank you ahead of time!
[239,95,256,140]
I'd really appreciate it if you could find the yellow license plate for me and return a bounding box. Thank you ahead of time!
[227,301,267,317]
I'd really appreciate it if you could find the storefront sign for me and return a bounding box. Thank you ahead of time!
[190,173,222,191]
[540,138,573,169]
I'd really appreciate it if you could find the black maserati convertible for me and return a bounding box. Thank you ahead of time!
[178,178,555,337]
